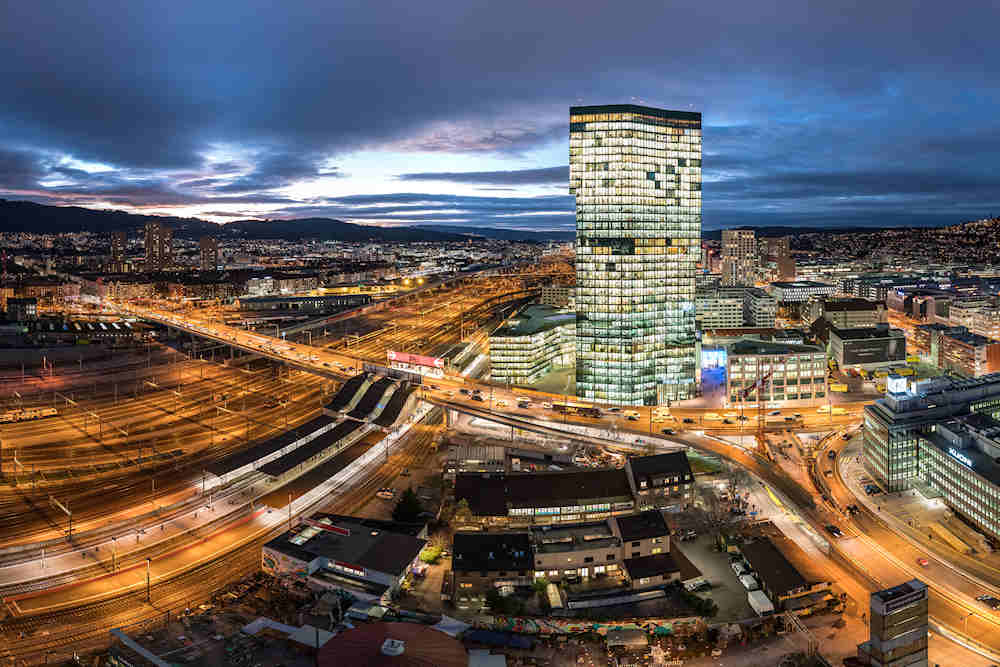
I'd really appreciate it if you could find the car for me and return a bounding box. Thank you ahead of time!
[784,416,796,422]
[400,468,410,477]
[769,410,781,416]
[828,450,837,460]
[627,414,639,421]
[916,558,929,567]
[495,400,508,408]
[731,561,748,576]
[375,488,395,500]
[976,595,1000,609]
[608,407,622,413]
[471,395,484,402]
[736,415,749,421]
[793,413,802,418]
[723,419,734,424]
[662,428,676,435]
[841,433,851,440]
[824,524,843,538]
[683,418,695,424]
[542,402,553,409]
[459,388,471,395]
[680,530,697,541]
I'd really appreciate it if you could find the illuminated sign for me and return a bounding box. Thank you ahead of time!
[887,375,907,394]
[948,448,973,468]
[387,350,445,369]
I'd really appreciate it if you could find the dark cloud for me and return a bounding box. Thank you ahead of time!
[397,166,567,185]
[1,0,999,225]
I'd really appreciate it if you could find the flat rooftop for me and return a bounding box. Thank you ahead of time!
[530,520,617,554]
[491,304,575,337]
[830,325,903,340]
[770,281,835,289]
[728,339,824,356]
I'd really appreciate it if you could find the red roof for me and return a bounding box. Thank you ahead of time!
[319,622,468,667]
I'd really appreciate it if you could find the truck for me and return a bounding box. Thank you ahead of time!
[748,589,775,616]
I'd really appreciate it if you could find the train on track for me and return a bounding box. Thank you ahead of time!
[0,406,58,423]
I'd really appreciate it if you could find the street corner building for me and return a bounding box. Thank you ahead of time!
[570,104,701,406]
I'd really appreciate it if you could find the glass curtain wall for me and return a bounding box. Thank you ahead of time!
[570,104,701,405]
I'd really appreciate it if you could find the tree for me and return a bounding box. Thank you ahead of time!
[453,498,473,524]
[392,487,423,523]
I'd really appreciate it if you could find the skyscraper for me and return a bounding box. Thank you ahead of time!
[571,104,701,406]
[110,230,127,272]
[199,236,219,272]
[721,229,757,286]
[144,222,173,272]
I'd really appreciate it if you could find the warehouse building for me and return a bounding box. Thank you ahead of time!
[829,324,906,370]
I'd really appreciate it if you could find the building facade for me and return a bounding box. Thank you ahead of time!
[804,297,886,328]
[489,304,576,385]
[767,281,837,303]
[571,104,701,405]
[940,330,1000,377]
[199,236,220,272]
[725,340,827,405]
[696,288,744,329]
[109,230,127,272]
[721,229,757,287]
[857,580,928,667]
[540,285,574,308]
[829,324,907,370]
[143,221,173,272]
[743,288,778,328]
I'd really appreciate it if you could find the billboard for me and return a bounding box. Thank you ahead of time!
[387,350,444,368]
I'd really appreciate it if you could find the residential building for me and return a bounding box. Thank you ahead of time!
[722,229,757,287]
[488,304,575,385]
[109,230,127,272]
[451,532,532,601]
[454,468,635,526]
[940,330,1000,377]
[625,451,695,510]
[856,580,928,667]
[725,339,827,405]
[199,236,220,272]
[759,236,795,281]
[571,104,701,405]
[862,373,1000,491]
[768,281,838,303]
[143,221,173,271]
[804,297,886,328]
[911,323,965,365]
[261,514,427,598]
[829,324,906,370]
[5,297,37,321]
[539,284,574,308]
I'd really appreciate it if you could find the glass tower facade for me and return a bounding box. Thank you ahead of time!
[570,104,701,406]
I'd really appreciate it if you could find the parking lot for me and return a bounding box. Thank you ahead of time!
[675,535,754,621]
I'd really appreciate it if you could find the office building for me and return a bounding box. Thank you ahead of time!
[199,236,220,272]
[489,304,575,385]
[540,284,574,308]
[768,280,838,303]
[804,297,886,328]
[856,579,928,667]
[236,293,373,313]
[722,229,757,286]
[829,324,906,370]
[571,104,701,405]
[143,221,173,271]
[696,288,744,329]
[743,287,778,328]
[862,373,1000,491]
[912,323,965,365]
[725,339,827,405]
[109,230,127,272]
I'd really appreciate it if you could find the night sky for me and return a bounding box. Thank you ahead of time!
[1,1,998,231]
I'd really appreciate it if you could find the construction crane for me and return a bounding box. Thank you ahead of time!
[740,361,773,457]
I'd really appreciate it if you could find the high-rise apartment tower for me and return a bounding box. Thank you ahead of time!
[144,222,173,272]
[571,104,701,405]
[721,229,757,286]
[199,236,220,272]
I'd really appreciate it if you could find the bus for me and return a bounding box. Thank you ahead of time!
[551,402,602,418]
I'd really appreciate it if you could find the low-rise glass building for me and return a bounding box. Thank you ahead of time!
[489,304,575,385]
[725,339,827,405]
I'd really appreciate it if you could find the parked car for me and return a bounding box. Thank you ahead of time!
[471,394,484,402]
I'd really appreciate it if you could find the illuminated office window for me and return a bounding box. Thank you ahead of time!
[571,105,700,405]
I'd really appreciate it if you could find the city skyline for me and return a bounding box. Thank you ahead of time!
[0,1,999,232]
